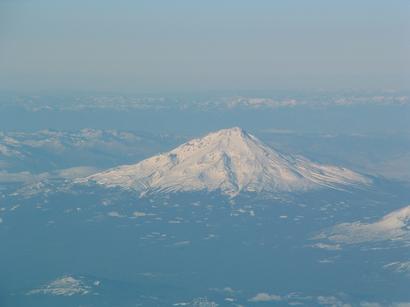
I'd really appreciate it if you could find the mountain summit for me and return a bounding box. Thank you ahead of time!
[83,127,369,196]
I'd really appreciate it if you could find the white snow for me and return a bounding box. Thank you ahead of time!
[317,205,410,244]
[132,211,147,217]
[27,275,96,296]
[81,127,369,196]
[107,211,124,218]
[311,243,342,251]
[383,261,410,274]
[249,293,282,302]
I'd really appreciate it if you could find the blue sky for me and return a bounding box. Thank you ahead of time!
[0,0,409,92]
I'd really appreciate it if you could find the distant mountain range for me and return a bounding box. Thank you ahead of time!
[81,127,370,196]
[2,93,409,112]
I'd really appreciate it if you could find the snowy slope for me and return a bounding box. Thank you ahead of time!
[81,127,369,196]
[317,205,410,244]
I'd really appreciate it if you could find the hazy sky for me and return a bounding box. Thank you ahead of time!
[1,0,409,92]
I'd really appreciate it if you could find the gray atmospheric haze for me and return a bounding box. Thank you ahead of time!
[0,0,410,92]
[1,1,410,307]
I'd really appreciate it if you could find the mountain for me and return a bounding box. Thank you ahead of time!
[317,205,410,245]
[80,127,369,196]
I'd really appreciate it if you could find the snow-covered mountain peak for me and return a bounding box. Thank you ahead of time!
[82,127,370,196]
[205,126,251,142]
[173,127,257,157]
[207,126,245,137]
[379,205,410,230]
[317,205,410,245]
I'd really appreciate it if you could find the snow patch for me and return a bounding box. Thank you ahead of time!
[249,292,282,302]
[27,275,98,296]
